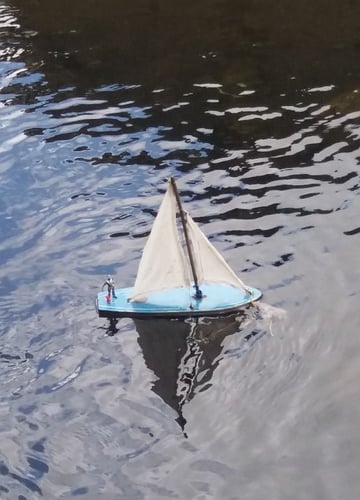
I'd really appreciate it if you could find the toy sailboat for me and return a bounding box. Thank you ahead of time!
[96,177,261,318]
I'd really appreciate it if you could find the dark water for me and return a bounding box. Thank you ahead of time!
[1,1,360,498]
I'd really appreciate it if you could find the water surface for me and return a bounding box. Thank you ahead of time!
[1,1,360,498]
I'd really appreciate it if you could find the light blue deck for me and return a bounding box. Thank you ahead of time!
[96,283,262,318]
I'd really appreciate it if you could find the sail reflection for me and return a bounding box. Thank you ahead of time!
[134,313,263,432]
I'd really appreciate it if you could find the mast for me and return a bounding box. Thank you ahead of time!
[170,177,203,299]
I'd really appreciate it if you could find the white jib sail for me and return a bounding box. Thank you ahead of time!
[130,183,190,301]
[186,212,250,293]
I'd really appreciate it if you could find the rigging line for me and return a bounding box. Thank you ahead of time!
[170,177,202,298]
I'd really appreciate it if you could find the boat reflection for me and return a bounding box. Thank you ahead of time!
[133,312,264,433]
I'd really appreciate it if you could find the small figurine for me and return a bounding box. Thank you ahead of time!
[102,275,117,300]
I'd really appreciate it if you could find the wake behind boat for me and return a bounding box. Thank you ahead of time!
[96,178,262,318]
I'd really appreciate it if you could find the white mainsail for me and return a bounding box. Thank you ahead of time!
[130,179,249,301]
[130,183,190,301]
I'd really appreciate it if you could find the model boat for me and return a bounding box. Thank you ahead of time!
[96,177,262,318]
